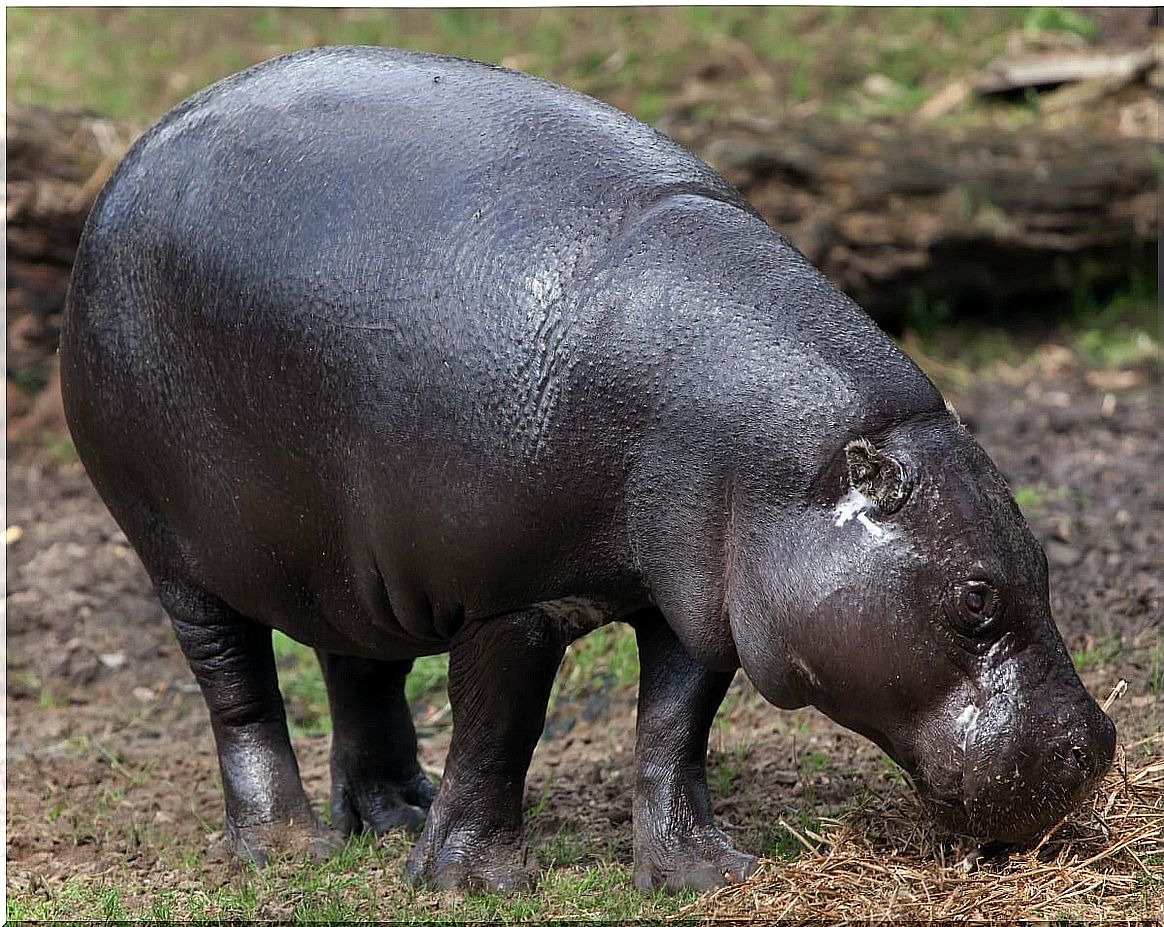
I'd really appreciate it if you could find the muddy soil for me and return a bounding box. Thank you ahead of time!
[5,346,1161,908]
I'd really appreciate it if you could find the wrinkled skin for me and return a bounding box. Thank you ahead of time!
[60,47,1114,894]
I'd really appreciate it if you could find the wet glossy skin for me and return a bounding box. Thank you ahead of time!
[60,46,1114,892]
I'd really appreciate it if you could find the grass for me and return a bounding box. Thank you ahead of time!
[897,266,1159,383]
[41,436,79,465]
[8,367,48,395]
[686,749,1164,920]
[404,653,449,706]
[6,829,688,921]
[799,748,832,778]
[13,765,563,920]
[1013,482,1071,515]
[272,631,330,736]
[1072,634,1124,672]
[1022,6,1101,41]
[1068,267,1160,368]
[5,8,1091,128]
[752,809,825,862]
[554,622,639,707]
[706,683,1162,916]
[272,620,641,743]
[12,642,1159,920]
[708,742,751,798]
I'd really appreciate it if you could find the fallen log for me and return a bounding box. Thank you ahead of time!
[7,107,137,381]
[666,114,1157,328]
[6,102,1159,378]
[970,46,1157,94]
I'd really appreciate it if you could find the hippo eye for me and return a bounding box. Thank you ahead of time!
[946,580,1002,638]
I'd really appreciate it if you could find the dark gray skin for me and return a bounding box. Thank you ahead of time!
[60,46,1115,894]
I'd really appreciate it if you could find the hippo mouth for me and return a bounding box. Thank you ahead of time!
[917,775,1107,846]
[908,774,973,836]
[905,725,1113,846]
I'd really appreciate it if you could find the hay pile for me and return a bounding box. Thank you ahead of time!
[686,733,1163,920]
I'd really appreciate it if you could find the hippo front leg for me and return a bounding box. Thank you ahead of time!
[159,582,339,865]
[317,653,437,835]
[405,611,567,893]
[630,612,759,893]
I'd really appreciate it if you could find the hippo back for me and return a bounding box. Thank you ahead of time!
[61,46,942,644]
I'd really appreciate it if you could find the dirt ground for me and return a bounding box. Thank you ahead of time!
[5,343,1161,913]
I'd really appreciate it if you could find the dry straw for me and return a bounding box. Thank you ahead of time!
[684,688,1162,921]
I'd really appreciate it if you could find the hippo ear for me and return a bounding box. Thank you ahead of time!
[845,438,913,513]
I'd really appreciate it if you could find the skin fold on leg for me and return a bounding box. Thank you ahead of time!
[160,581,340,866]
[405,610,568,894]
[630,610,759,893]
[317,652,436,835]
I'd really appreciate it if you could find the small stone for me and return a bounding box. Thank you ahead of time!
[863,73,899,98]
[1045,540,1082,568]
[1086,368,1144,391]
[917,81,970,119]
[98,652,128,670]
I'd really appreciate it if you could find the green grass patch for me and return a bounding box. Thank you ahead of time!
[1073,328,1158,370]
[1072,634,1124,672]
[272,631,330,736]
[1067,268,1159,369]
[7,7,1041,128]
[708,742,750,797]
[405,652,450,706]
[898,263,1158,384]
[8,367,48,395]
[1022,7,1100,42]
[754,807,826,861]
[554,622,639,707]
[1012,482,1070,516]
[799,748,832,778]
[271,621,640,739]
[42,436,79,465]
[7,828,687,920]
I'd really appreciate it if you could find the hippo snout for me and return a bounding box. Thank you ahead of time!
[1065,708,1117,783]
[957,692,1116,845]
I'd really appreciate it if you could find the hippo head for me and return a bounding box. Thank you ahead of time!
[730,413,1115,844]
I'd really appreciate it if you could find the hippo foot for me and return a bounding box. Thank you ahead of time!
[634,826,759,893]
[404,831,534,894]
[329,768,436,836]
[217,816,344,869]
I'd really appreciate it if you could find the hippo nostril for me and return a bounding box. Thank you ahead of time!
[1070,745,1087,768]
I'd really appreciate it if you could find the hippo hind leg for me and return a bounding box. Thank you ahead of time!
[316,653,436,835]
[405,610,568,894]
[629,611,759,893]
[157,580,341,866]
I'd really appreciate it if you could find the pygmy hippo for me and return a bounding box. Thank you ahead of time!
[60,46,1115,893]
